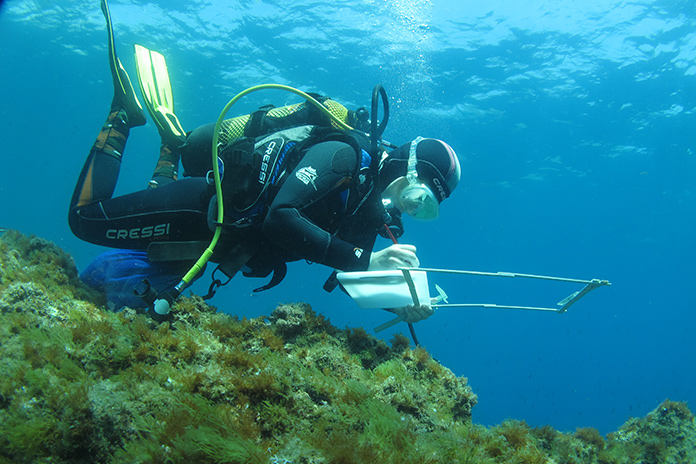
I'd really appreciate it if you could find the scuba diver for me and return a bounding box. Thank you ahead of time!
[70,0,461,324]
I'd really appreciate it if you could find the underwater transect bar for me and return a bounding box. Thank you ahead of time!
[337,267,612,332]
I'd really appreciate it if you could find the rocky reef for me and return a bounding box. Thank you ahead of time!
[0,229,694,464]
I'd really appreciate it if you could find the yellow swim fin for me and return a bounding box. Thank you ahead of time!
[101,0,145,127]
[134,44,186,147]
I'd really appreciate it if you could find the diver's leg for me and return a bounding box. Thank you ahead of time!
[69,108,130,211]
[69,0,148,209]
[70,1,181,204]
[69,0,150,208]
[148,144,181,188]
[69,177,212,248]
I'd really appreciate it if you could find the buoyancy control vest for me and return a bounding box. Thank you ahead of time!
[176,96,373,293]
[180,96,371,227]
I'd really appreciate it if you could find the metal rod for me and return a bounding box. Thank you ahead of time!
[431,303,561,312]
[403,267,611,286]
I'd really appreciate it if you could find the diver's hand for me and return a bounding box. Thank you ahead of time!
[390,304,434,323]
[368,244,420,271]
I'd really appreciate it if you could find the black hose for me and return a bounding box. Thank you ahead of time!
[370,84,389,165]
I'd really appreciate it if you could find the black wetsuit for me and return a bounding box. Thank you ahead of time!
[68,113,386,280]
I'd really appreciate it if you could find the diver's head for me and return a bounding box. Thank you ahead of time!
[379,137,461,220]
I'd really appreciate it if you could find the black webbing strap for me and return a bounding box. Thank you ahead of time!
[147,241,209,262]
[245,106,273,138]
[201,241,259,300]
[251,262,288,293]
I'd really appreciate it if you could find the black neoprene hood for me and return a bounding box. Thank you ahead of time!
[379,138,460,203]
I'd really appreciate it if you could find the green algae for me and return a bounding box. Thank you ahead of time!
[0,229,694,464]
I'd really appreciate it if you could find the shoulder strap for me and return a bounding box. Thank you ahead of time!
[245,105,274,138]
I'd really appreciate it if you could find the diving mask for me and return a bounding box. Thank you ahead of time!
[400,136,439,220]
[399,182,439,220]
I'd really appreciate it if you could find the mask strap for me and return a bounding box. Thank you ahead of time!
[407,136,424,186]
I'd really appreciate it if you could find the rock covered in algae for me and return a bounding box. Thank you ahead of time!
[0,229,694,464]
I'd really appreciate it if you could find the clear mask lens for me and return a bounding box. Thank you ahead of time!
[400,182,439,220]
[400,136,439,220]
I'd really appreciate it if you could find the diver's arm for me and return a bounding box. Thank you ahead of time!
[263,141,371,271]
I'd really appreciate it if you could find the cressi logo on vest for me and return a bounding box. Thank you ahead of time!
[258,137,284,184]
[221,125,314,213]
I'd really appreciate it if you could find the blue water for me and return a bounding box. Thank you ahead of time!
[1,0,694,435]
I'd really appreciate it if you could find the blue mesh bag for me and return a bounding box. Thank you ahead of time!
[80,249,191,310]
